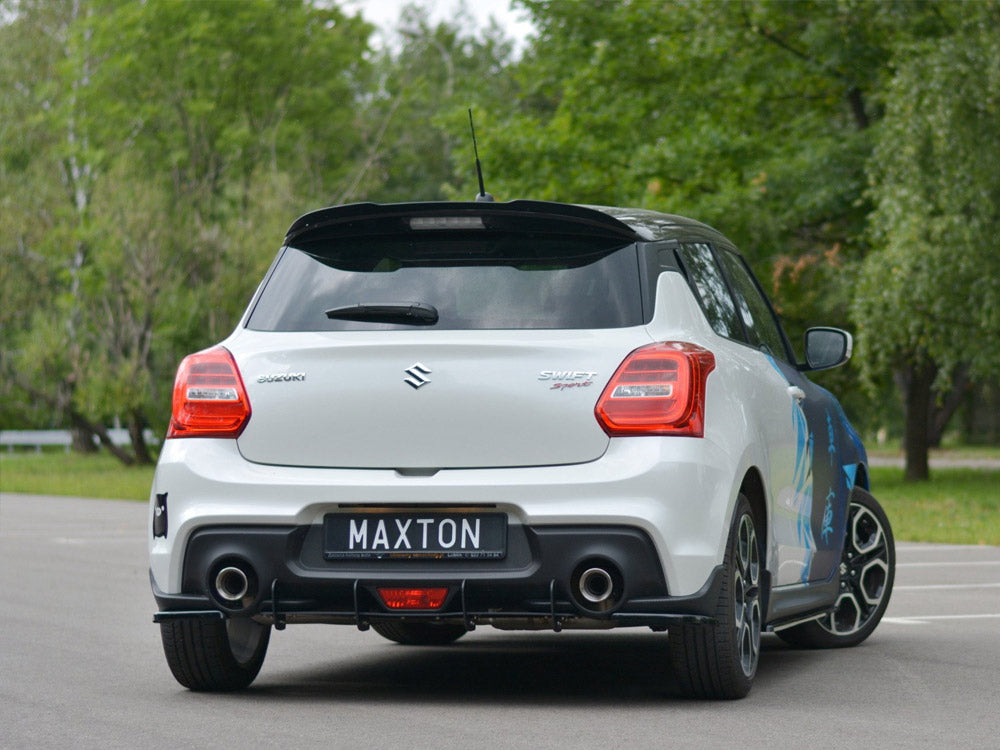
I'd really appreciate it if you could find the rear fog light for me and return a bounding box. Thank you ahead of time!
[377,587,449,610]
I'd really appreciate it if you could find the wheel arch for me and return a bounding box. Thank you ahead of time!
[738,467,767,555]
[737,466,773,631]
[854,462,870,492]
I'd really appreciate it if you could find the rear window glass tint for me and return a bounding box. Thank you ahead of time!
[247,236,643,331]
[717,249,790,360]
[676,242,743,340]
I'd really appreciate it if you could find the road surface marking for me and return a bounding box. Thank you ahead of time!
[882,613,1000,625]
[896,561,1000,568]
[897,544,999,552]
[894,582,1000,591]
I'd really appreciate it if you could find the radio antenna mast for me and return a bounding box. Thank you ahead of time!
[468,108,494,202]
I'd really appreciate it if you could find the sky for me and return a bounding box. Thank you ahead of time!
[344,0,536,48]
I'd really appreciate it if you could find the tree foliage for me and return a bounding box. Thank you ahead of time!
[486,1,947,318]
[853,3,1000,478]
[481,0,953,442]
[0,0,374,461]
[1,0,997,478]
[350,4,518,202]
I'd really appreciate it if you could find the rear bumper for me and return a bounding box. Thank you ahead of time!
[152,523,725,628]
[150,436,741,603]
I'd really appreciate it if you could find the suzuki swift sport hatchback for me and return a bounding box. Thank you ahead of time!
[149,200,895,699]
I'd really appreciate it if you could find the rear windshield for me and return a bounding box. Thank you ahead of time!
[246,234,643,331]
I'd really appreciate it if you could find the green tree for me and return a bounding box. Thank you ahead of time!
[1,0,376,462]
[483,0,953,426]
[344,3,517,203]
[488,0,927,268]
[0,0,136,457]
[853,5,1000,480]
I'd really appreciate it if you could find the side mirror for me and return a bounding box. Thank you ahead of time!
[803,327,852,371]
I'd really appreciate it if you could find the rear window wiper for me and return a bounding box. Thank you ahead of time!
[324,302,439,326]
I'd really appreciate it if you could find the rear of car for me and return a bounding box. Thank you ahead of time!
[150,200,893,698]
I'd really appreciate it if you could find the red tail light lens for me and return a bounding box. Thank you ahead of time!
[377,588,449,610]
[167,347,251,438]
[595,342,715,437]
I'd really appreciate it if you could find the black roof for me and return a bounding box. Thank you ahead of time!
[585,205,729,244]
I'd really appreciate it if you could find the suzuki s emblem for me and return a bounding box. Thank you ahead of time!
[404,363,431,389]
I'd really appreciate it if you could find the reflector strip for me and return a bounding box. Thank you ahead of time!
[186,387,238,401]
[612,384,674,398]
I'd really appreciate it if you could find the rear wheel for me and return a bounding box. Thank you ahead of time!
[777,487,894,649]
[160,615,270,691]
[669,495,762,699]
[371,620,468,646]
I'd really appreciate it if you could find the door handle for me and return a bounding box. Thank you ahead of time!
[787,385,806,404]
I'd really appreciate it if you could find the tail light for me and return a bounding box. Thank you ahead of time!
[167,346,251,438]
[595,342,715,437]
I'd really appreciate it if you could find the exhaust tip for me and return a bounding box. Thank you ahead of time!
[578,567,614,604]
[570,559,623,613]
[214,565,250,603]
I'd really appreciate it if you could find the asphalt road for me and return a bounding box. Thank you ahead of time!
[2,493,998,749]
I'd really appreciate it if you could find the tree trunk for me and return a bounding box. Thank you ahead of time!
[70,423,98,454]
[70,412,135,466]
[11,373,135,466]
[847,86,870,130]
[928,365,970,448]
[128,410,153,465]
[898,363,935,481]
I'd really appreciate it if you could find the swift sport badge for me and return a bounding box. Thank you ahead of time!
[538,370,597,390]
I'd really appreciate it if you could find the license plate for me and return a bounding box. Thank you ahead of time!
[323,512,507,560]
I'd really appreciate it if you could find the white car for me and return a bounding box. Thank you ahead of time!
[149,200,894,698]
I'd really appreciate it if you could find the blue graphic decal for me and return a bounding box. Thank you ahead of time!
[763,364,860,582]
[766,355,816,582]
[793,412,815,557]
[819,410,836,544]
[843,463,858,490]
[821,487,835,544]
[826,411,837,467]
[826,390,868,472]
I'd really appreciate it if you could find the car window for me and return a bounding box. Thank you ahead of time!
[676,243,744,340]
[247,237,644,331]
[716,249,790,361]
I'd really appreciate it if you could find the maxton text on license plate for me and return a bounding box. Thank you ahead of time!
[323,512,506,560]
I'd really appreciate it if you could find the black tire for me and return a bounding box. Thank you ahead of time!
[371,620,468,646]
[777,487,895,649]
[669,494,762,699]
[160,616,270,691]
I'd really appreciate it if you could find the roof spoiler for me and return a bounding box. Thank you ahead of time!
[284,201,643,245]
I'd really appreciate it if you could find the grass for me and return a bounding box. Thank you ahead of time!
[0,450,155,501]
[870,466,1000,546]
[1,451,997,546]
[866,443,1000,461]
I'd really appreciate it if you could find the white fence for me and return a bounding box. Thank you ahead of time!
[0,428,159,452]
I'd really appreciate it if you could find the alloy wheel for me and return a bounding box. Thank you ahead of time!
[734,513,762,676]
[819,501,890,636]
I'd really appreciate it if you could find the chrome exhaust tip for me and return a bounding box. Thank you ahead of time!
[214,566,250,603]
[570,560,623,613]
[578,567,614,604]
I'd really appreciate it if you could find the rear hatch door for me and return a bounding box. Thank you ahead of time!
[234,201,648,469]
[234,330,646,469]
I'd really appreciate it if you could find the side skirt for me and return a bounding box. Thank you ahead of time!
[764,574,839,628]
